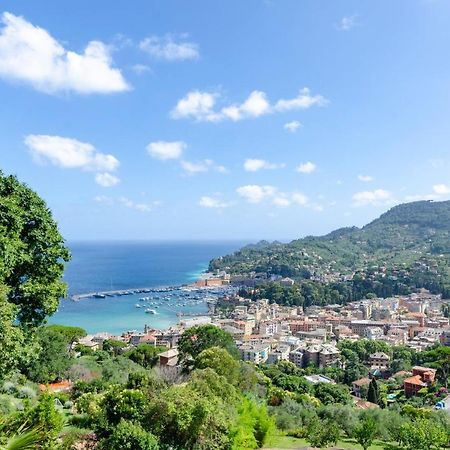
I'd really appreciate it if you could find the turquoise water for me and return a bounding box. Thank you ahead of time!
[49,241,244,334]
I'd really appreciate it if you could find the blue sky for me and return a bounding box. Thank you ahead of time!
[1,0,450,241]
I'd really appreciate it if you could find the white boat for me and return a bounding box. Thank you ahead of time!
[135,304,142,308]
[145,308,157,314]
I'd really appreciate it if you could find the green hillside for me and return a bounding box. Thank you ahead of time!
[210,200,450,302]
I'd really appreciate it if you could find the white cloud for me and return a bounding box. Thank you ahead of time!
[139,35,199,61]
[433,184,450,195]
[243,158,284,172]
[131,64,152,75]
[146,141,185,160]
[95,195,159,212]
[292,192,309,206]
[119,196,159,213]
[284,120,302,132]
[296,161,316,174]
[0,12,129,94]
[95,172,120,187]
[25,135,119,173]
[352,189,393,207]
[236,185,316,210]
[199,196,231,209]
[236,185,276,203]
[170,91,218,121]
[358,174,373,182]
[274,88,327,112]
[337,15,359,31]
[171,87,326,122]
[180,159,227,175]
[273,196,291,208]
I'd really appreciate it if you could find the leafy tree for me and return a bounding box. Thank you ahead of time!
[25,327,72,383]
[353,415,377,450]
[0,172,70,327]
[0,286,25,379]
[313,382,351,405]
[102,419,159,450]
[306,417,341,448]
[25,392,64,450]
[45,325,86,346]
[194,346,240,385]
[124,344,166,369]
[178,325,238,365]
[399,419,448,450]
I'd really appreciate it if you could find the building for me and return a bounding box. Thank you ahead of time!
[404,366,436,397]
[440,330,450,346]
[239,344,269,364]
[289,347,304,367]
[369,352,390,370]
[267,345,290,364]
[352,378,371,398]
[159,348,179,367]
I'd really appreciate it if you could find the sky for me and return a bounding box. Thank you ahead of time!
[1,0,450,241]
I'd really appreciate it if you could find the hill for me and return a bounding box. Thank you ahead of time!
[209,200,450,302]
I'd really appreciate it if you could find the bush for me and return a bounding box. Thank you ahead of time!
[102,419,159,450]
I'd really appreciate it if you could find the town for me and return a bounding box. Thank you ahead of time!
[77,279,450,408]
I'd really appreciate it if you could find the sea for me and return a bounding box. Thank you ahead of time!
[48,241,245,335]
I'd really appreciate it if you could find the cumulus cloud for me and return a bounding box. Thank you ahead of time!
[171,87,326,122]
[146,141,186,160]
[181,159,227,175]
[25,134,120,187]
[95,172,120,187]
[0,12,129,94]
[198,196,231,209]
[433,184,450,195]
[352,189,393,207]
[236,185,319,210]
[243,158,284,172]
[236,185,276,203]
[139,34,199,61]
[358,174,373,182]
[284,120,302,132]
[25,134,119,171]
[336,15,359,31]
[296,162,316,174]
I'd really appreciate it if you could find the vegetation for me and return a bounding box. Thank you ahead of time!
[211,200,450,304]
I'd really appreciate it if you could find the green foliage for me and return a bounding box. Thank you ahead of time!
[211,200,450,302]
[367,378,379,405]
[45,325,87,345]
[101,387,148,426]
[25,392,64,450]
[399,418,449,450]
[24,327,72,383]
[0,287,25,380]
[353,415,377,450]
[178,325,238,365]
[102,419,159,450]
[0,172,70,327]
[306,416,341,448]
[123,344,166,368]
[194,346,240,385]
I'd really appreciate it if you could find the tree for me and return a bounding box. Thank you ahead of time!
[0,286,25,379]
[45,325,87,346]
[353,416,377,450]
[102,419,159,450]
[399,419,448,450]
[26,392,64,450]
[194,346,240,385]
[367,378,379,405]
[25,327,72,383]
[124,344,166,369]
[177,325,238,365]
[306,417,341,448]
[0,173,70,327]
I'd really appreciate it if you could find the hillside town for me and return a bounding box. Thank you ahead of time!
[78,284,450,404]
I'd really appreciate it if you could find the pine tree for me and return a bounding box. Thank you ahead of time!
[367,378,379,404]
